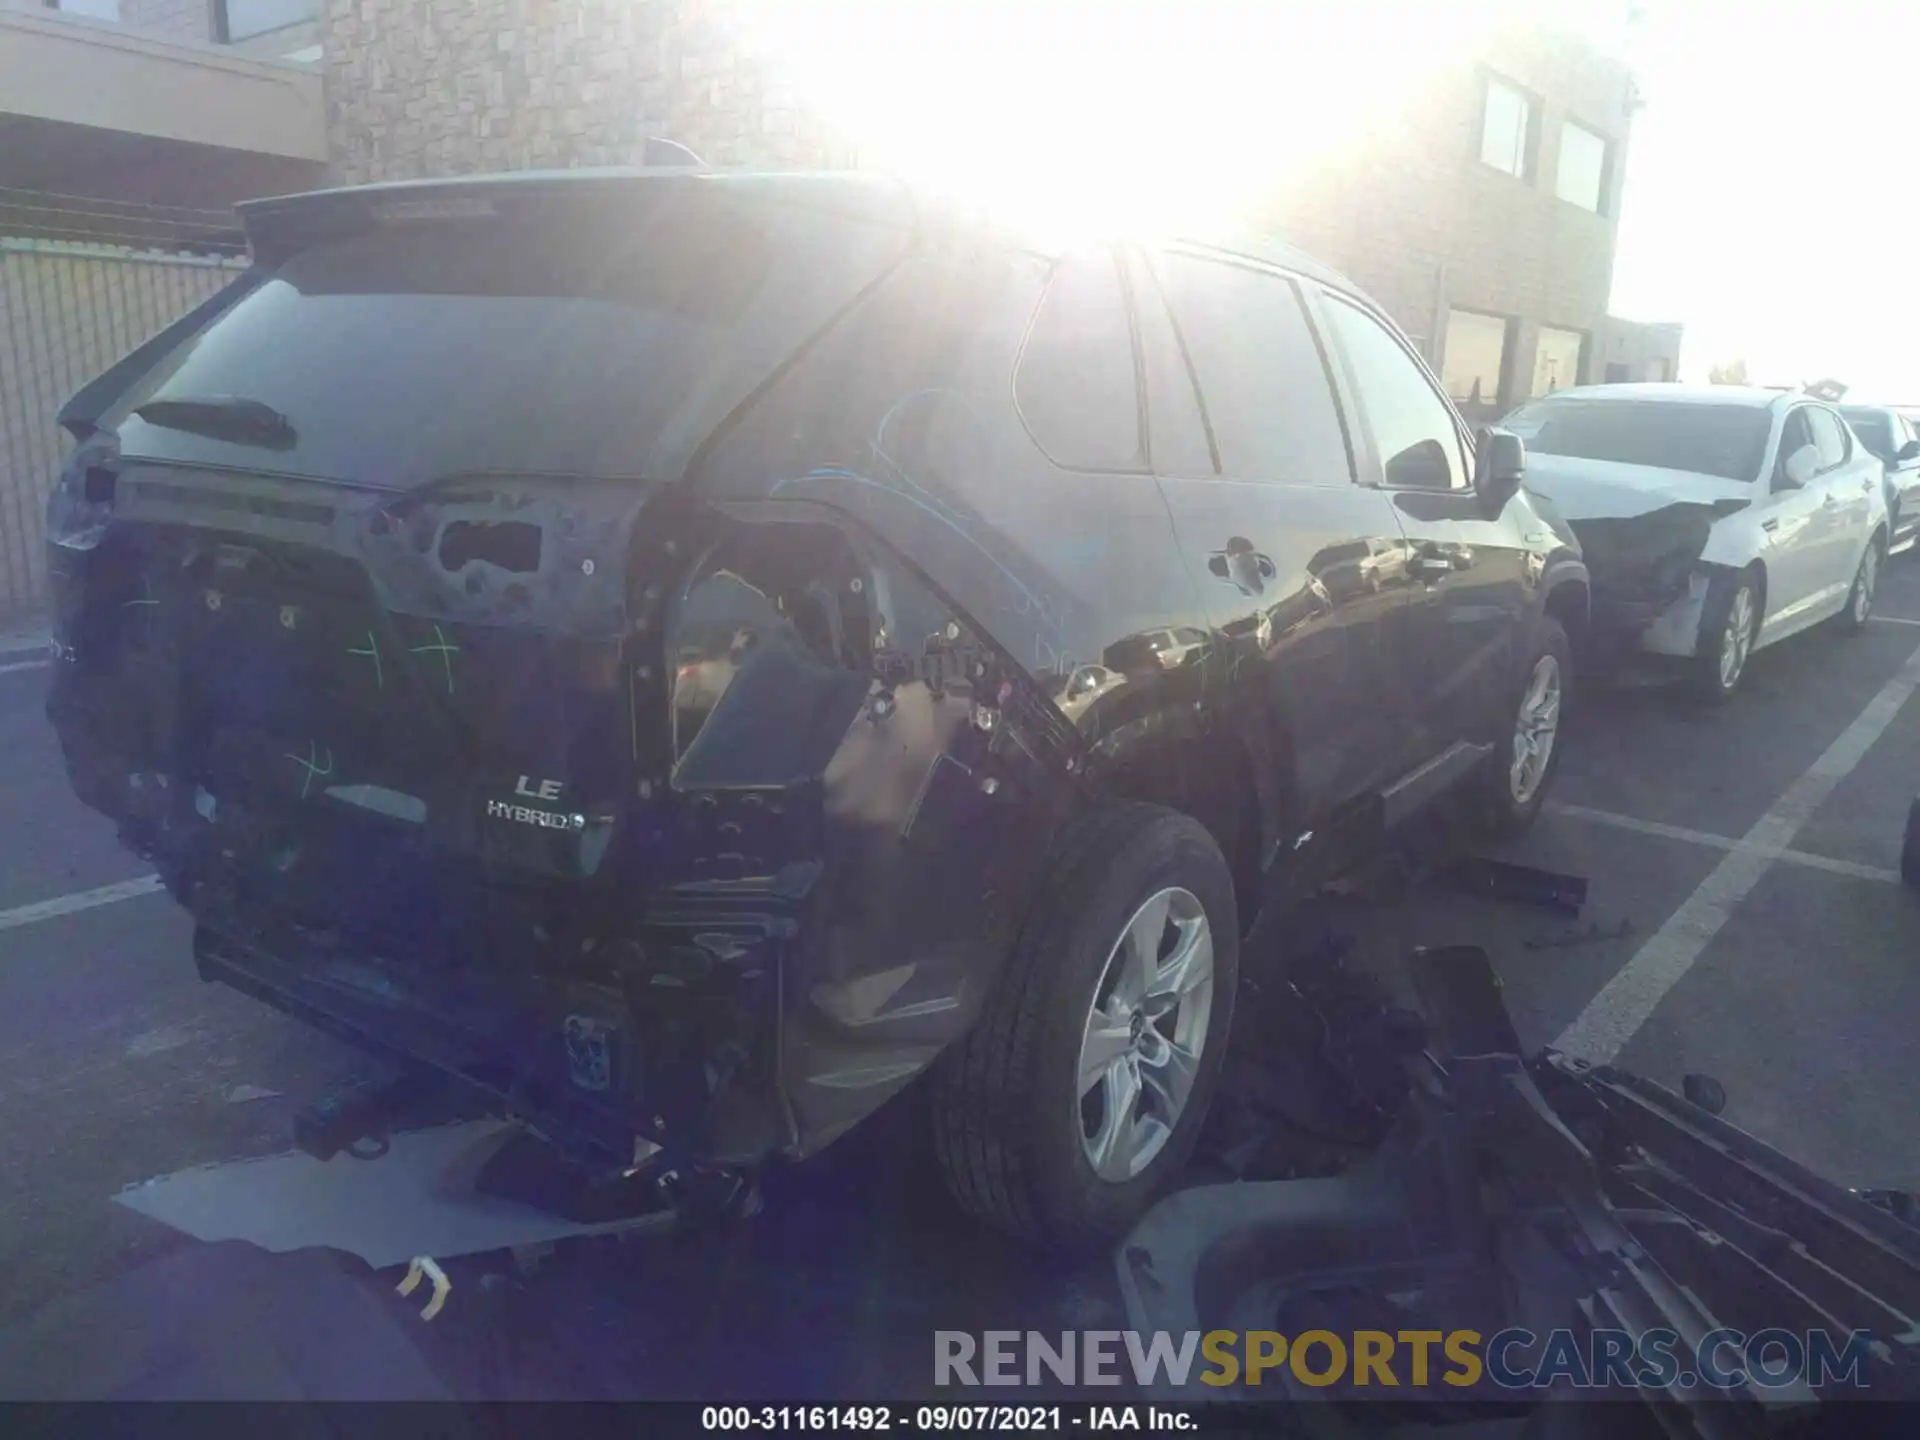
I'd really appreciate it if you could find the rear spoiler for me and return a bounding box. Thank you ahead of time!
[234,168,915,271]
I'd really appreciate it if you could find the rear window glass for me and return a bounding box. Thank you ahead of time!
[1503,398,1770,481]
[105,187,909,488]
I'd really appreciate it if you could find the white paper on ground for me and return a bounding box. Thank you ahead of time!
[115,1120,666,1270]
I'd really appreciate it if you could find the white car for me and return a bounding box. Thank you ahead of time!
[1139,626,1210,670]
[1505,384,1888,701]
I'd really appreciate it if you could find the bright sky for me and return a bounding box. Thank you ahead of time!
[1612,3,1920,397]
[733,1,1919,399]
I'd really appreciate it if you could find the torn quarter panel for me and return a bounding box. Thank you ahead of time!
[665,501,1079,1156]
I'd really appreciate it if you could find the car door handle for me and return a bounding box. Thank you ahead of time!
[1762,518,1779,533]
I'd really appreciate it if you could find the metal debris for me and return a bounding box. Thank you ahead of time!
[1447,856,1588,915]
[395,1255,451,1321]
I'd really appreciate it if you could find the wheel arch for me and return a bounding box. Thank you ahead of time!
[1541,568,1590,663]
[1087,727,1271,935]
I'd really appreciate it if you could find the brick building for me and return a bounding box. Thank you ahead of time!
[1256,21,1680,420]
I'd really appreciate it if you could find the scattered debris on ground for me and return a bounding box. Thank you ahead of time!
[1445,856,1588,915]
[1523,918,1634,950]
[1197,933,1423,1182]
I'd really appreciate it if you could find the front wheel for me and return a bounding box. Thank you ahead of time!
[1835,535,1882,635]
[1688,571,1760,704]
[931,802,1238,1251]
[1478,616,1571,838]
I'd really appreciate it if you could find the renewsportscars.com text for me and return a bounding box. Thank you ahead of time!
[933,1328,1876,1392]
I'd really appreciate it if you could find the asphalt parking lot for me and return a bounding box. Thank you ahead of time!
[4,564,1920,1401]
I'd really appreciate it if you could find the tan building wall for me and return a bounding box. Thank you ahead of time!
[322,0,852,182]
[1261,25,1635,418]
[0,241,242,613]
[1595,316,1684,384]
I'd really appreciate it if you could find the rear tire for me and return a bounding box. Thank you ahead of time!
[1687,570,1760,704]
[931,802,1238,1251]
[1478,616,1571,838]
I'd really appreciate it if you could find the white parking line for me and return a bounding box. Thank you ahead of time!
[0,658,50,677]
[0,875,163,933]
[1548,803,1903,885]
[1553,639,1920,1065]
[1871,615,1920,627]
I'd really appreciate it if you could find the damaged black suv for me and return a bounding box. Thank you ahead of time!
[44,172,1587,1249]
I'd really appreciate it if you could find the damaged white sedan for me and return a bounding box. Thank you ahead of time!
[1506,384,1888,701]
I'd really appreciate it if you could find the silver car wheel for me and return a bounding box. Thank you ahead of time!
[1720,585,1755,690]
[1854,544,1879,624]
[1076,886,1213,1183]
[1508,653,1562,806]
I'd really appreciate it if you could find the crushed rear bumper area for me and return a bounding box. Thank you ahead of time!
[44,473,1076,1180]
[188,920,773,1173]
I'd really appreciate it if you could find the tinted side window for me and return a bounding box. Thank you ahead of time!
[1125,249,1215,476]
[1807,407,1850,471]
[1151,253,1351,484]
[1323,294,1466,490]
[1014,253,1144,472]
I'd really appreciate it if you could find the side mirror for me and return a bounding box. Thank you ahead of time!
[1898,439,1920,464]
[1780,443,1819,490]
[1472,427,1526,513]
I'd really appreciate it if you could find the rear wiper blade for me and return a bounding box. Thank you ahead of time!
[132,396,296,450]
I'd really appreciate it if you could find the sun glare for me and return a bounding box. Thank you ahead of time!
[730,1,1517,245]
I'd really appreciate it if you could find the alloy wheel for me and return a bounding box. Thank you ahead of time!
[1855,545,1879,625]
[1076,886,1214,1183]
[1508,654,1562,806]
[1720,586,1755,690]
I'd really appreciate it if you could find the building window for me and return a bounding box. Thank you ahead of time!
[1556,121,1610,213]
[217,0,316,41]
[1532,327,1585,397]
[1441,309,1512,413]
[1481,77,1537,179]
[44,0,120,18]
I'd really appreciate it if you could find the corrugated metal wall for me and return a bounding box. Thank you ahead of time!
[0,238,245,617]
